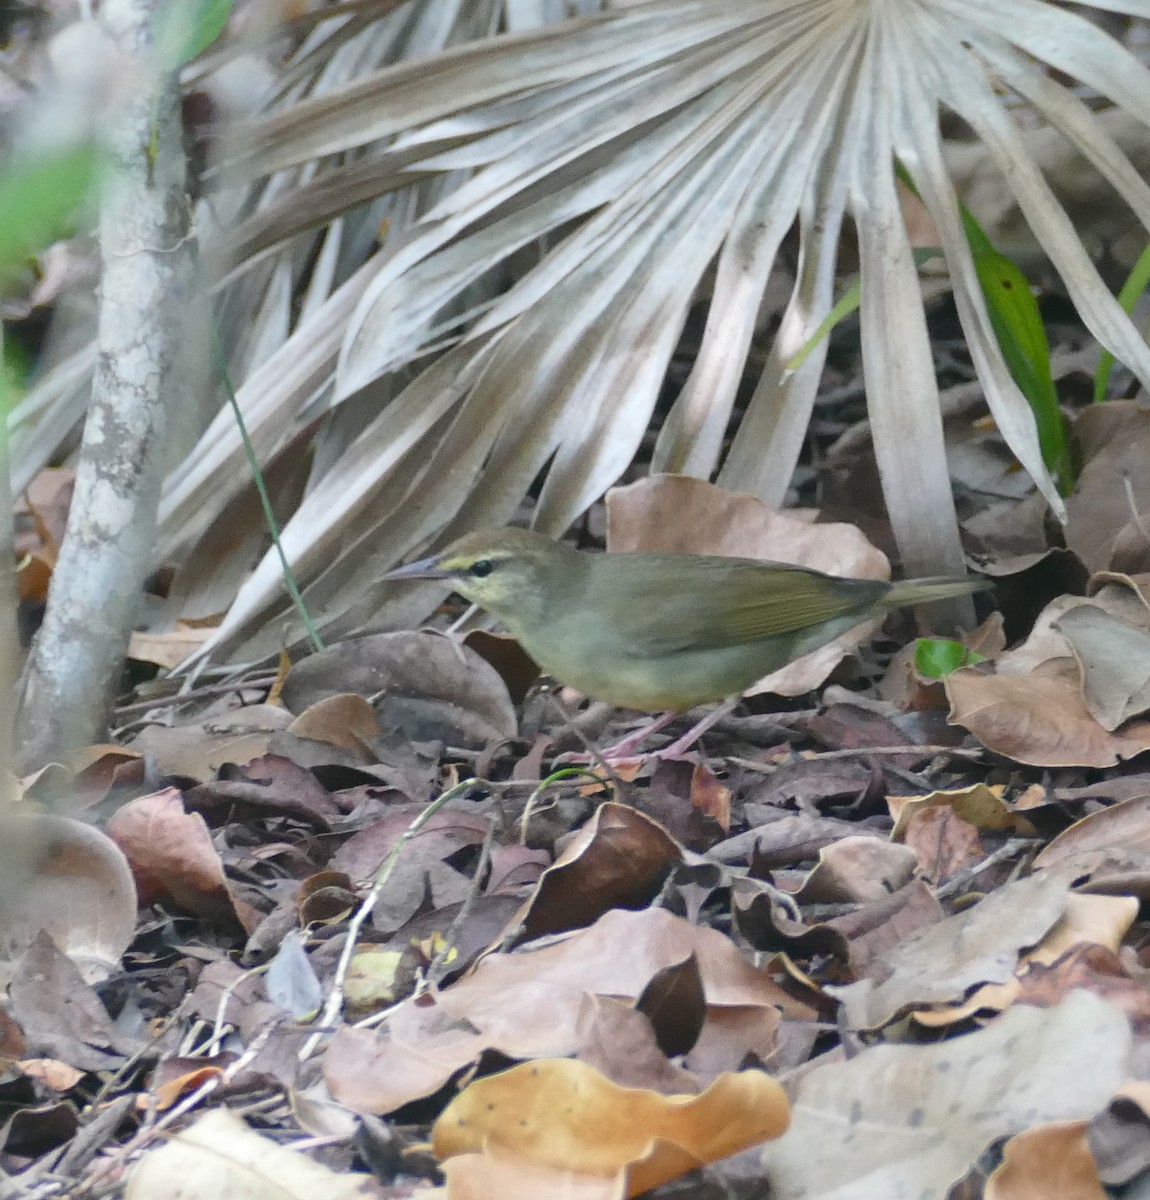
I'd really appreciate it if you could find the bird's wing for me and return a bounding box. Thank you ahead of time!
[589,554,890,656]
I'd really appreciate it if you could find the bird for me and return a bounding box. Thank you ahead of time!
[384,527,988,759]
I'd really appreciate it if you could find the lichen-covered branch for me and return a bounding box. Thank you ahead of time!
[15,0,193,769]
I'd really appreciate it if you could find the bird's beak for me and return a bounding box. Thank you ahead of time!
[383,553,452,582]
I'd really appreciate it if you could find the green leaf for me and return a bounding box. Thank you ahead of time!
[0,147,100,289]
[786,248,943,373]
[785,282,860,373]
[959,206,993,257]
[914,637,985,679]
[1,345,20,419]
[971,247,1071,493]
[155,0,233,68]
[901,162,1072,492]
[1094,240,1150,402]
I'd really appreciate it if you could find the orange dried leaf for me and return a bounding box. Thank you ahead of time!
[142,1065,224,1111]
[443,1151,624,1200]
[432,1059,789,1197]
[985,1120,1106,1200]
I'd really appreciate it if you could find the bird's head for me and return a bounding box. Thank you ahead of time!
[384,527,581,629]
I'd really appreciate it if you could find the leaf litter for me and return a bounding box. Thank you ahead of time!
[12,463,1150,1199]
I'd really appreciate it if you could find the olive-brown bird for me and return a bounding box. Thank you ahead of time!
[385,528,987,758]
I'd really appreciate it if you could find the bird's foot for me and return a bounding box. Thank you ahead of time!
[596,710,682,760]
[548,711,682,768]
[552,699,739,769]
[554,733,704,772]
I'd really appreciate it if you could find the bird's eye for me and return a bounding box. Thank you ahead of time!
[469,559,494,579]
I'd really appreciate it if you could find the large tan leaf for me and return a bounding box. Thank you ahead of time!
[831,871,1071,1030]
[945,580,1150,766]
[761,991,1129,1200]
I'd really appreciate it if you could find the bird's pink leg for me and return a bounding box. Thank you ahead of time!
[598,696,741,762]
[654,696,740,759]
[598,710,682,760]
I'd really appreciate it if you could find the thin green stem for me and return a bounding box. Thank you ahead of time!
[210,323,323,652]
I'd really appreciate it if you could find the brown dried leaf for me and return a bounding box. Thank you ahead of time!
[1088,1082,1150,1187]
[640,761,727,852]
[9,933,129,1071]
[126,705,295,781]
[325,906,796,1115]
[512,802,681,944]
[889,784,1036,840]
[689,764,731,835]
[946,660,1150,768]
[186,753,341,827]
[16,469,73,561]
[1012,945,1150,1030]
[576,996,698,1094]
[744,760,878,818]
[913,895,1139,1028]
[287,693,381,757]
[1056,599,1150,730]
[683,1005,783,1080]
[323,1004,487,1115]
[1065,402,1150,574]
[635,954,705,1059]
[832,882,944,980]
[127,624,214,669]
[794,836,917,904]
[16,1059,85,1092]
[901,806,984,883]
[439,907,795,1059]
[462,630,540,706]
[1109,516,1150,576]
[281,631,517,748]
[945,582,1150,766]
[1036,795,1150,880]
[106,788,256,930]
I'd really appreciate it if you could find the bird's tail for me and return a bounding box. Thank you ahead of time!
[885,575,992,608]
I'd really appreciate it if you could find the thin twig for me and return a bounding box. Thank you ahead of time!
[426,815,498,989]
[81,1019,282,1192]
[209,963,270,1056]
[727,744,987,773]
[298,776,490,1061]
[544,693,628,794]
[351,993,414,1031]
[932,837,1037,900]
[113,672,277,718]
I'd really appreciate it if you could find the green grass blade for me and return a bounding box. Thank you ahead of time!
[1094,240,1150,402]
